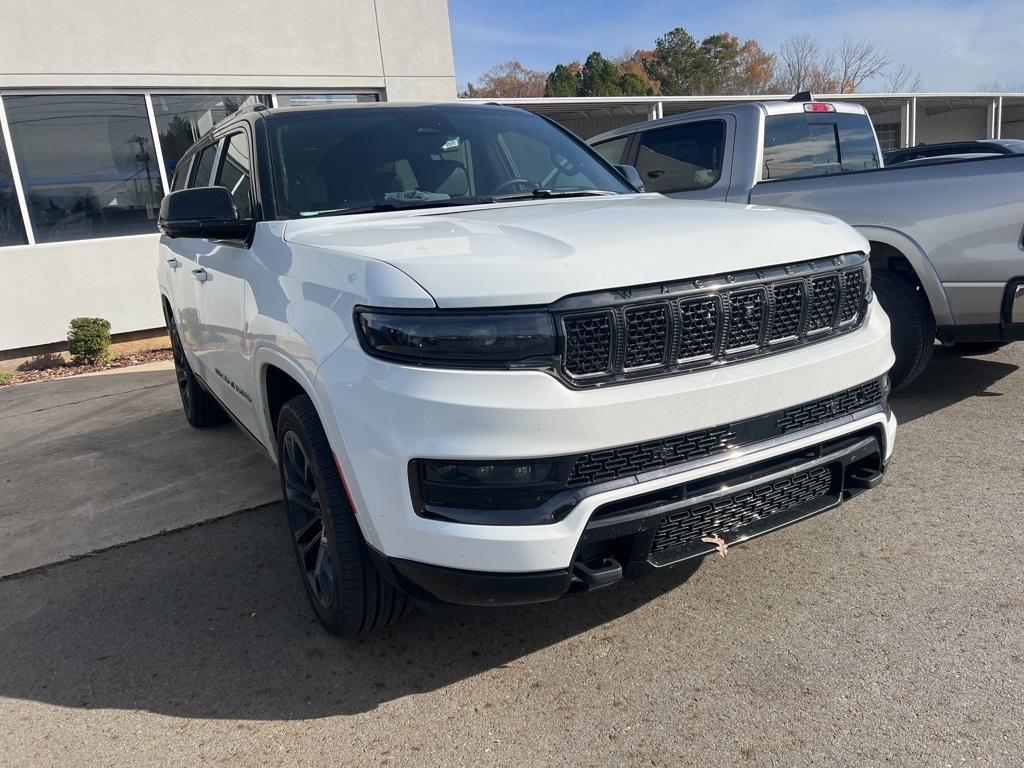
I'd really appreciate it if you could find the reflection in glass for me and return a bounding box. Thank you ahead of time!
[216,133,253,218]
[274,93,379,108]
[150,94,270,179]
[5,95,164,243]
[0,116,28,247]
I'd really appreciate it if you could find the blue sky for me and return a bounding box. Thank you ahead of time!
[448,0,1022,92]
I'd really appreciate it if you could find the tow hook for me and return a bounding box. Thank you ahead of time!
[572,557,623,591]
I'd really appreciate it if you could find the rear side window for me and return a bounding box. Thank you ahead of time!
[592,136,629,165]
[762,112,880,180]
[190,143,218,188]
[635,121,725,192]
[215,133,253,218]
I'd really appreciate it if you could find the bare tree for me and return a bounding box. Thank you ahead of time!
[462,60,547,98]
[835,37,891,93]
[884,61,922,92]
[776,33,821,92]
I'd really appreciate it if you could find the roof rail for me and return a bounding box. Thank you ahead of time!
[789,91,813,102]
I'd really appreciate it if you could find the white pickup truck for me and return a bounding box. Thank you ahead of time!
[591,97,1024,388]
[158,102,895,635]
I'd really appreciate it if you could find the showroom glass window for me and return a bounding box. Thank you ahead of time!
[4,95,164,243]
[150,94,270,179]
[0,117,28,247]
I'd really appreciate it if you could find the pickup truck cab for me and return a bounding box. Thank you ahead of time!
[158,102,895,635]
[591,98,1024,388]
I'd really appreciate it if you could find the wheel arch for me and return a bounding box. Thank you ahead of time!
[255,348,325,461]
[856,225,952,326]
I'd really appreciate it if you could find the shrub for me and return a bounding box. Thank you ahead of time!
[0,371,13,385]
[67,317,114,365]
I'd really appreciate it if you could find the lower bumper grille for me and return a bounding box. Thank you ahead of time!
[650,465,834,554]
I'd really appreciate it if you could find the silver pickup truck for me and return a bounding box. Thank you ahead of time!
[590,98,1024,388]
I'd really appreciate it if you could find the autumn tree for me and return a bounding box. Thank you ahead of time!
[463,60,547,98]
[545,63,580,97]
[643,27,703,95]
[729,40,776,94]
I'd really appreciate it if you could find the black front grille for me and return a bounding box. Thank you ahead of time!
[623,304,669,368]
[567,425,735,487]
[650,465,835,554]
[566,378,884,488]
[807,275,840,331]
[775,380,882,433]
[558,256,869,385]
[678,297,719,359]
[726,289,767,350]
[839,270,865,323]
[563,312,613,377]
[768,282,804,341]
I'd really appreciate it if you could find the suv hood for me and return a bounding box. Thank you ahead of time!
[284,195,866,307]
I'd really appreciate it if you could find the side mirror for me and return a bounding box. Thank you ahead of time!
[615,164,645,193]
[158,187,251,240]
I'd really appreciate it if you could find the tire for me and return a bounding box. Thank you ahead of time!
[276,394,411,636]
[872,269,936,390]
[951,341,1008,355]
[164,305,227,427]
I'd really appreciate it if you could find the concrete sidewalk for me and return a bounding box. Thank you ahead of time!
[0,364,280,577]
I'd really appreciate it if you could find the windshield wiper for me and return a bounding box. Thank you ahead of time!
[300,196,497,218]
[491,188,619,202]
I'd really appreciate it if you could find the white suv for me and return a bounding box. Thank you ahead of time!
[158,102,896,635]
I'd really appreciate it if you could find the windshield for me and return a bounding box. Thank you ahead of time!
[268,105,632,218]
[762,112,880,180]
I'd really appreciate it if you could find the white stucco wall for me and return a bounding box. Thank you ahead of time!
[0,0,455,351]
[0,0,456,96]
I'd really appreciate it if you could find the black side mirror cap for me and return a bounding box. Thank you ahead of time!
[158,186,252,240]
[615,164,645,193]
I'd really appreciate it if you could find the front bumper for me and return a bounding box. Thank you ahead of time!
[315,304,894,575]
[375,428,889,606]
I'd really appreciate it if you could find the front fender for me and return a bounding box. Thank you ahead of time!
[855,224,952,326]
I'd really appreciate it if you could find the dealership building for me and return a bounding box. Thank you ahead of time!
[1,0,1021,363]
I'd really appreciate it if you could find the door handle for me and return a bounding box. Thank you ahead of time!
[166,258,181,269]
[191,268,209,283]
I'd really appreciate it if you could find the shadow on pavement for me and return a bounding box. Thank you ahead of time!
[0,506,697,720]
[890,345,1018,424]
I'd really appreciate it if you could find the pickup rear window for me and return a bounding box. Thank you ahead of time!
[762,112,880,181]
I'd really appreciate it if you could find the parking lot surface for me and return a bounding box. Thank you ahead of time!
[1,346,1023,767]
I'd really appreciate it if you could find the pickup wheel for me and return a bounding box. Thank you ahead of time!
[276,395,411,636]
[872,269,936,390]
[164,307,227,427]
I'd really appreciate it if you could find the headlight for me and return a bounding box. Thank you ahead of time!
[355,308,557,367]
[863,258,874,303]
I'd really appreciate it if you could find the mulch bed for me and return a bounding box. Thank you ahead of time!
[0,348,174,387]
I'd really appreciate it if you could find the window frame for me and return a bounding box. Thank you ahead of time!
[629,118,730,194]
[213,130,256,220]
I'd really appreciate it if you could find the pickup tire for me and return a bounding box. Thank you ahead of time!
[276,395,411,636]
[872,269,935,390]
[165,307,227,428]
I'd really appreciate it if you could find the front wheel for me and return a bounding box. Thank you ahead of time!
[164,305,226,427]
[872,270,936,390]
[276,394,411,636]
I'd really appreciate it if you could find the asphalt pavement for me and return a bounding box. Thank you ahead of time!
[1,346,1022,767]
